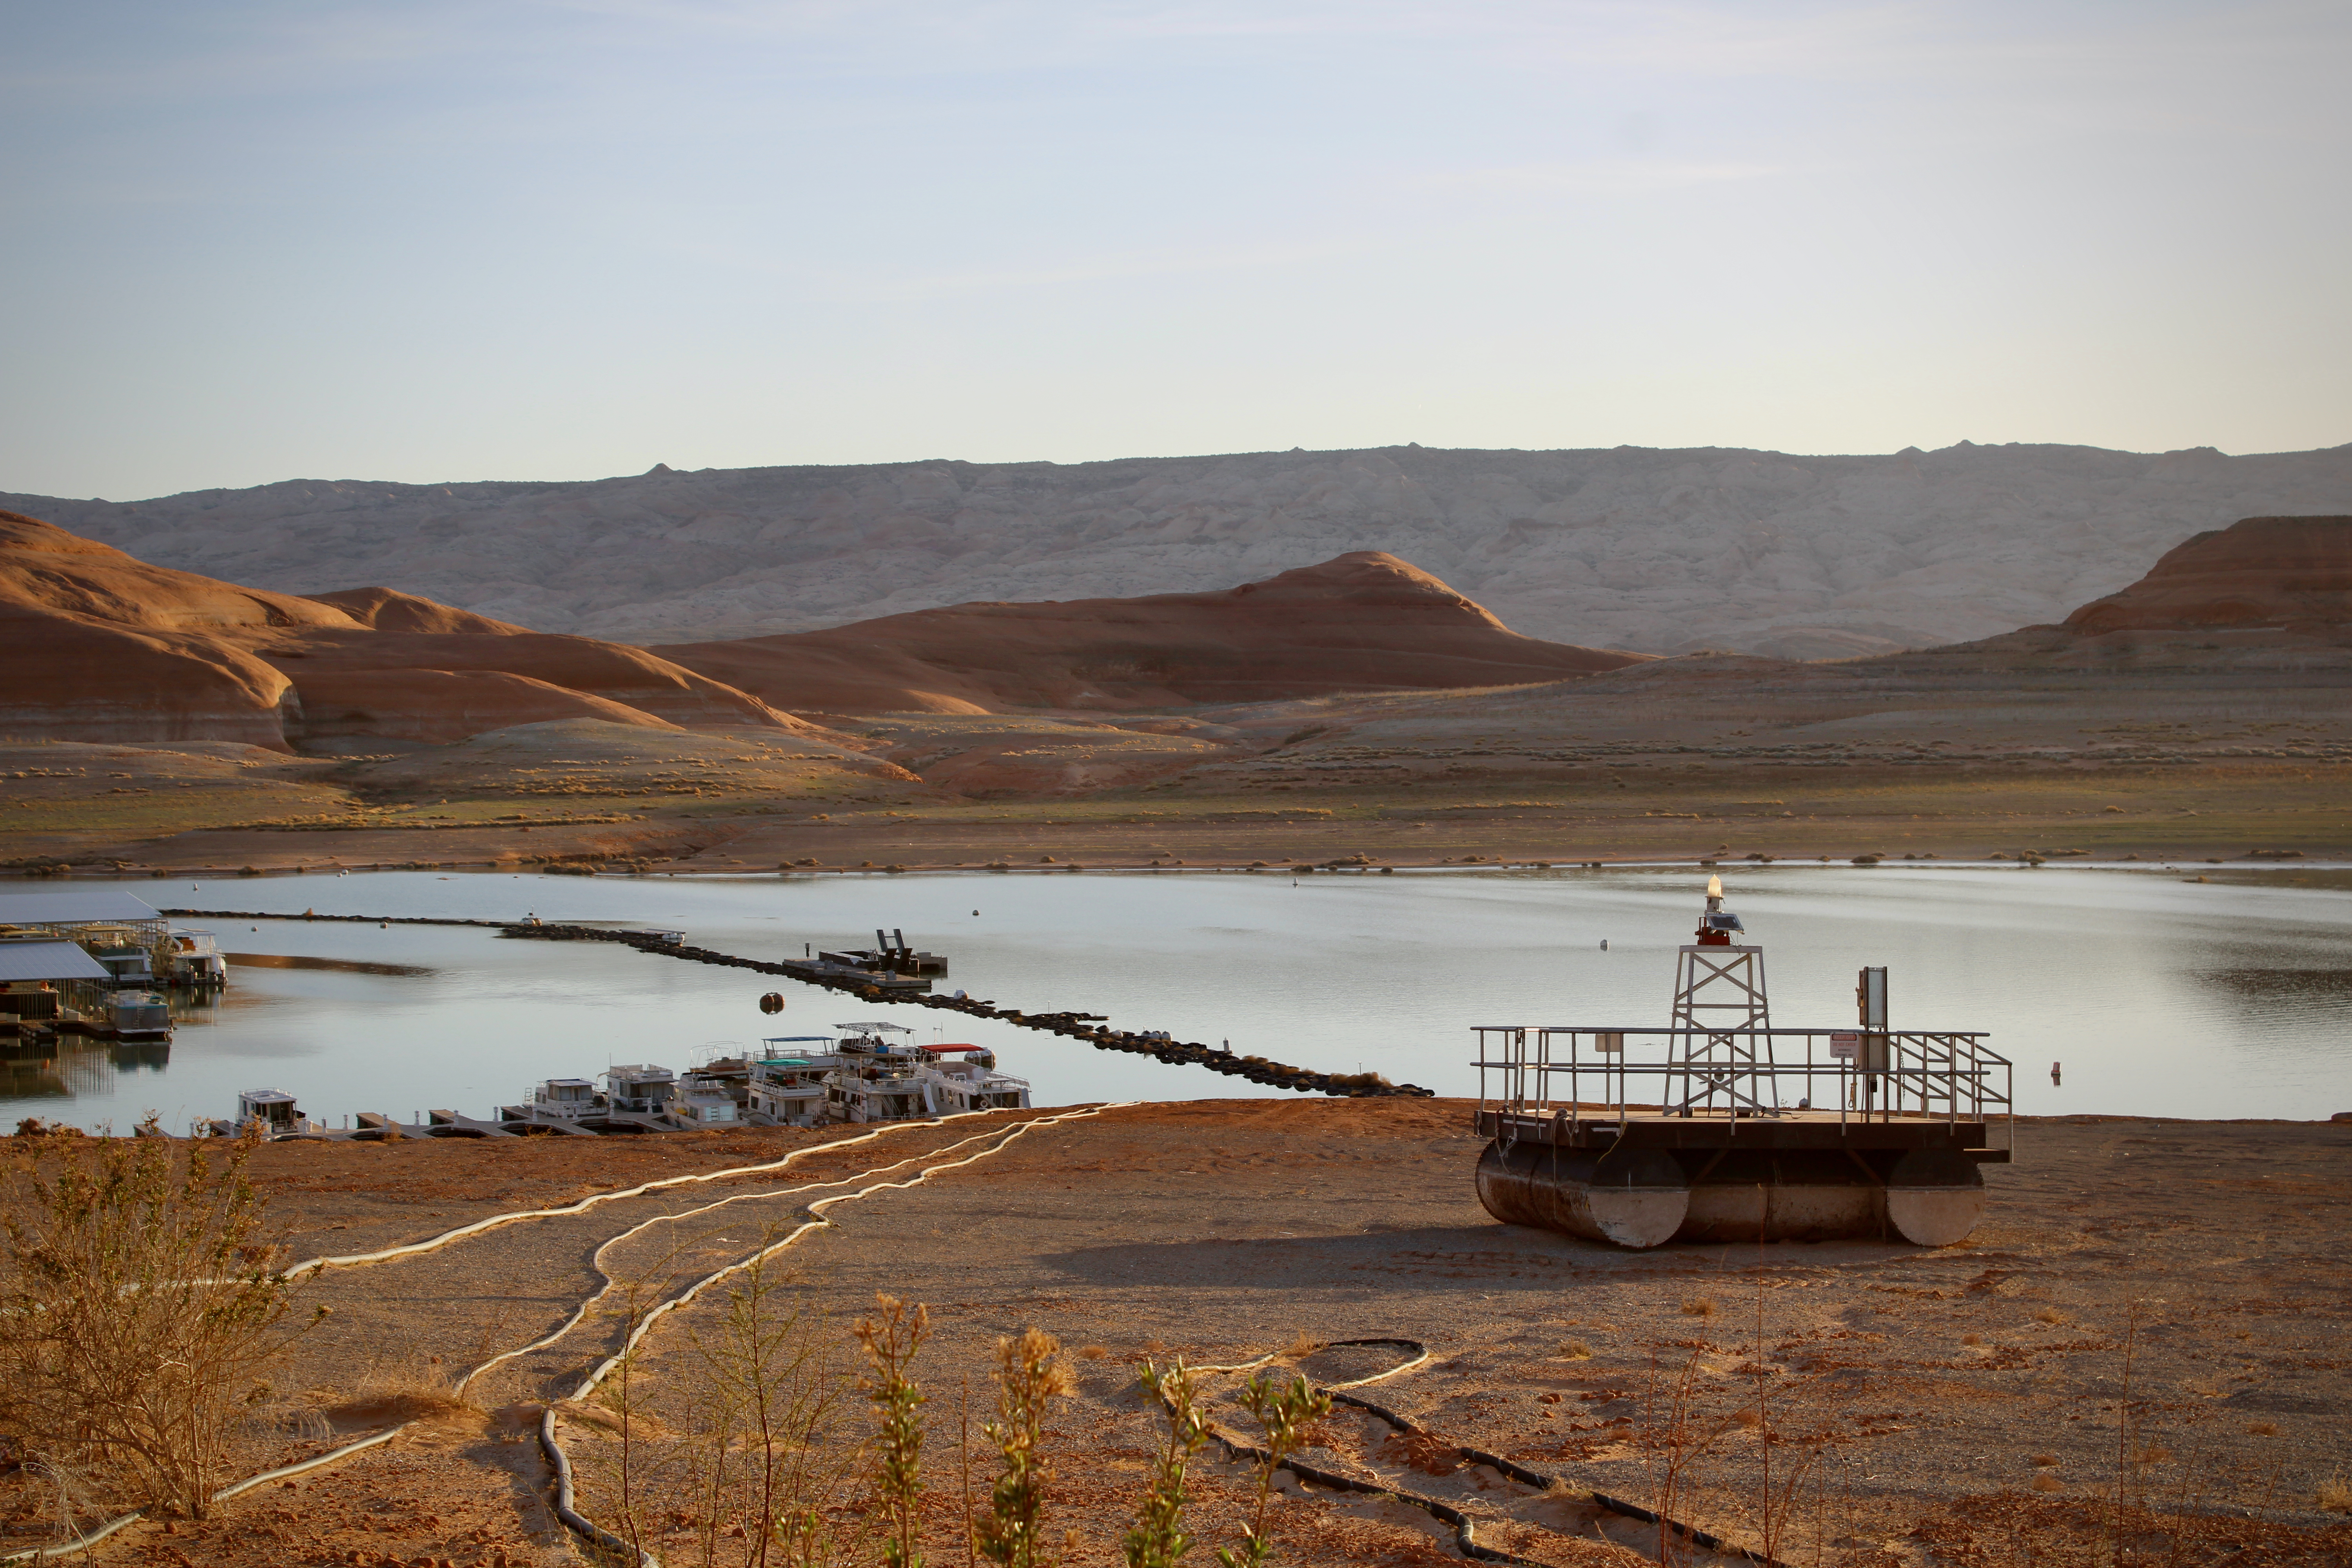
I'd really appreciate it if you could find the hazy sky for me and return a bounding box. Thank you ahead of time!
[5,0,2348,500]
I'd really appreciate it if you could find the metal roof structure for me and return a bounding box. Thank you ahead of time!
[0,891,165,926]
[0,941,111,984]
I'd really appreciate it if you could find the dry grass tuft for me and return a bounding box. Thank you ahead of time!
[2032,1307,2068,1325]
[1076,1345,1109,1361]
[2245,1421,2278,1436]
[552,1396,671,1441]
[335,1357,478,1426]
[1962,1333,1983,1346]
[2318,1473,2352,1515]
[2032,1473,2064,1493]
[1680,1297,1717,1319]
[2031,1454,2059,1467]
[1561,1340,1594,1361]
[1282,1331,1323,1360]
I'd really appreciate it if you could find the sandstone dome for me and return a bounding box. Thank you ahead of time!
[652,550,1648,714]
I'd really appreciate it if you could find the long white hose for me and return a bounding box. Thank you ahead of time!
[283,1107,1013,1280]
[459,1119,1052,1395]
[0,1107,1083,1564]
[539,1102,1136,1567]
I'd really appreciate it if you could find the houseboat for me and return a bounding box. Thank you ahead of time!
[746,1037,845,1127]
[914,1045,1031,1115]
[166,930,227,987]
[497,1077,601,1123]
[109,991,173,1040]
[603,1063,677,1114]
[229,1088,326,1138]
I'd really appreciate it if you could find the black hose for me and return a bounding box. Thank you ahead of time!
[1207,1338,1784,1568]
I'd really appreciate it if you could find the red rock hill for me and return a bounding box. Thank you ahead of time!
[652,551,1648,714]
[5,517,1645,748]
[1932,514,2352,668]
[2059,515,2352,637]
[0,511,804,748]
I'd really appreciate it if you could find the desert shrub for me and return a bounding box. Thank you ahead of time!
[0,1123,309,1518]
[581,1246,857,1568]
[1217,1372,1329,1568]
[976,1328,1075,1568]
[856,1294,929,1568]
[1125,1359,1208,1568]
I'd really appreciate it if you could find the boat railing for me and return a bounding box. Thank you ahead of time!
[1471,1025,2013,1150]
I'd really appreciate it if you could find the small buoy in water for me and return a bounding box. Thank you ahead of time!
[1600,938,1609,950]
[759,993,785,1014]
[2051,1061,2062,1087]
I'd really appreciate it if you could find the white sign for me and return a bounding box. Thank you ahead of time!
[1829,1031,1860,1060]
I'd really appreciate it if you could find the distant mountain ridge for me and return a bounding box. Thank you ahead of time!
[8,440,2352,657]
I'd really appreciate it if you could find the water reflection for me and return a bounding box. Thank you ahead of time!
[2193,968,2352,1020]
[0,1038,172,1111]
[225,953,434,977]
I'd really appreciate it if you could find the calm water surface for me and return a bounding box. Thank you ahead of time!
[4,865,2347,1131]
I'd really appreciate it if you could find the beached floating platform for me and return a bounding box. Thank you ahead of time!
[1471,877,2011,1250]
[1472,1102,2008,1248]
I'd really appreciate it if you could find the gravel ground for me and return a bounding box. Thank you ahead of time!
[15,1100,2349,1567]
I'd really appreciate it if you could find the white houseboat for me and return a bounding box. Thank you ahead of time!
[603,1063,677,1114]
[746,1037,846,1127]
[231,1088,326,1137]
[913,1045,1030,1115]
[510,1077,601,1122]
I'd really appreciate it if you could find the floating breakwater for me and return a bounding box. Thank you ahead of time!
[163,909,1432,1100]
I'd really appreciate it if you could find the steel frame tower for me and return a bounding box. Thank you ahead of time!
[1665,877,1779,1117]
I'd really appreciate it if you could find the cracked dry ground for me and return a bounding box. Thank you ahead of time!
[28,1100,2352,1567]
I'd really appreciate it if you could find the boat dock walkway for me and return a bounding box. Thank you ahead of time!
[164,907,1433,1101]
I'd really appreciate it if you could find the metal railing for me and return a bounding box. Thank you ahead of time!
[1473,1025,2012,1142]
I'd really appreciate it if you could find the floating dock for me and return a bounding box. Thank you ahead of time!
[1472,876,2011,1249]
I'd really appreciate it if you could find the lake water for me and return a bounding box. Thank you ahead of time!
[4,864,2348,1132]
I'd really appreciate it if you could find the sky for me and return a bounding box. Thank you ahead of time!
[3,0,2348,501]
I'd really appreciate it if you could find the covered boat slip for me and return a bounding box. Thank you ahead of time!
[0,891,222,996]
[0,937,117,1024]
[0,890,170,939]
